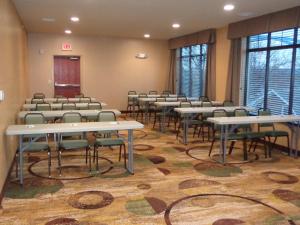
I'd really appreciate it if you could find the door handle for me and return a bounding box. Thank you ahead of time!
[55,82,80,87]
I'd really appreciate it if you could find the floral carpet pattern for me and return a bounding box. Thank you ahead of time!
[1,115,300,225]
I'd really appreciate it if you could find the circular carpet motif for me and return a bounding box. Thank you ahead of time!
[164,194,295,225]
[262,171,299,184]
[45,218,79,225]
[5,177,63,199]
[134,144,155,151]
[178,179,221,190]
[157,167,171,175]
[126,197,167,215]
[68,191,114,209]
[146,156,166,164]
[29,155,113,180]
[210,152,259,164]
[272,189,300,208]
[137,183,151,190]
[194,162,243,177]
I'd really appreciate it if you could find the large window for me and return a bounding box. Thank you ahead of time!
[244,28,300,115]
[177,44,207,98]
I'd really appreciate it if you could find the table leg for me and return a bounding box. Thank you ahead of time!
[183,115,189,145]
[223,125,228,164]
[219,125,224,164]
[161,107,166,132]
[295,121,299,158]
[127,130,134,174]
[19,136,24,186]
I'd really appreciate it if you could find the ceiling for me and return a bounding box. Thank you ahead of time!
[12,0,300,40]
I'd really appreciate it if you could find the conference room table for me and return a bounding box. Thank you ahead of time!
[18,109,121,121]
[25,97,97,104]
[22,102,107,111]
[207,115,300,164]
[174,106,252,144]
[6,120,144,185]
[154,101,223,132]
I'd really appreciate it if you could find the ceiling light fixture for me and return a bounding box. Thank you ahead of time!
[224,4,235,11]
[172,23,180,29]
[144,34,150,38]
[65,29,72,34]
[42,17,55,22]
[70,17,80,22]
[135,53,148,59]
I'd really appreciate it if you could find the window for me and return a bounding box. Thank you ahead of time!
[244,28,300,115]
[177,44,207,97]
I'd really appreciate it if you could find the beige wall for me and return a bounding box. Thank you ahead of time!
[27,34,169,110]
[0,0,28,194]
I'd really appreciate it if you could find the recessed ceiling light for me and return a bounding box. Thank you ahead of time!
[42,17,55,22]
[144,34,150,38]
[70,17,80,22]
[224,4,235,11]
[172,23,180,29]
[65,29,72,34]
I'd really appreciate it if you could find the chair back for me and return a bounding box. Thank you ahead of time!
[223,100,234,107]
[178,97,187,102]
[75,93,84,98]
[31,98,45,104]
[24,113,46,124]
[62,103,76,110]
[55,98,68,103]
[80,97,91,103]
[54,95,64,98]
[201,101,212,107]
[128,91,137,95]
[180,101,192,108]
[162,90,171,95]
[97,111,116,122]
[149,91,157,95]
[199,96,209,102]
[234,108,250,130]
[258,108,274,130]
[212,109,227,130]
[138,93,147,98]
[33,93,45,99]
[62,112,82,123]
[156,97,166,102]
[36,103,51,111]
[88,102,102,110]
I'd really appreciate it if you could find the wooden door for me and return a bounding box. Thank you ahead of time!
[54,56,80,98]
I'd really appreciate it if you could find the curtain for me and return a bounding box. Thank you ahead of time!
[167,49,177,93]
[206,42,216,100]
[225,38,242,105]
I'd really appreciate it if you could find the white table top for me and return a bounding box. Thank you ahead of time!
[207,115,300,125]
[128,94,178,98]
[174,106,252,114]
[154,101,222,107]
[23,102,107,110]
[25,97,97,104]
[139,97,199,102]
[6,121,144,135]
[18,109,121,119]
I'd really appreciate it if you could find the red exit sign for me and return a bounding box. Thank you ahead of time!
[62,43,72,51]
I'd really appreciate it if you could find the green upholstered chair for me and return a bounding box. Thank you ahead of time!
[58,112,90,175]
[152,97,167,128]
[223,100,234,107]
[136,93,148,121]
[54,95,64,98]
[36,103,51,111]
[31,98,45,104]
[75,93,84,98]
[93,111,126,171]
[80,97,91,103]
[199,96,209,102]
[127,91,137,116]
[256,109,290,156]
[55,97,68,104]
[196,101,213,141]
[33,93,45,99]
[87,102,102,121]
[209,109,247,159]
[149,90,158,95]
[16,113,51,178]
[62,102,76,110]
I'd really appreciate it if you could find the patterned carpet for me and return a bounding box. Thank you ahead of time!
[1,114,300,225]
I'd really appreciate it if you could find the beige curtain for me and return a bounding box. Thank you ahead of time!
[167,49,177,93]
[225,38,242,105]
[206,42,216,100]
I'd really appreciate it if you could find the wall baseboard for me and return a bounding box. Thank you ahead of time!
[0,156,16,208]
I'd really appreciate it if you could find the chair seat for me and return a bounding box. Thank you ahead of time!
[264,130,288,137]
[242,132,266,139]
[59,139,89,150]
[95,138,124,147]
[23,142,49,151]
[215,133,246,140]
[181,120,203,125]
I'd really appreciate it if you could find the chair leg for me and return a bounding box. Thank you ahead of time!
[248,140,254,152]
[85,147,88,164]
[96,147,99,171]
[58,149,62,176]
[176,123,181,139]
[228,141,235,155]
[93,145,96,162]
[153,114,156,128]
[209,139,215,156]
[119,145,122,161]
[243,139,248,161]
[48,149,51,177]
[15,151,19,178]
[193,125,198,138]
[286,135,290,155]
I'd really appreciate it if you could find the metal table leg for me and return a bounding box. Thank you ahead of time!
[127,129,134,174]
[19,136,24,186]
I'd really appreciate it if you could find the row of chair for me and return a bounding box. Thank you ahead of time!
[128,90,172,95]
[16,111,126,178]
[30,102,102,112]
[32,92,85,99]
[30,97,92,104]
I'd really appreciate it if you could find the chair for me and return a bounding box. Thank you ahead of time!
[62,102,76,110]
[136,93,148,121]
[223,100,234,107]
[149,91,158,95]
[153,97,166,128]
[209,109,247,159]
[87,102,102,121]
[162,90,171,95]
[33,93,45,99]
[55,98,68,104]
[16,113,51,178]
[196,101,213,141]
[54,95,64,98]
[58,112,91,175]
[127,91,138,116]
[229,108,267,159]
[75,93,84,98]
[36,103,51,111]
[80,97,91,103]
[178,96,188,102]
[31,98,45,104]
[199,96,209,102]
[93,111,126,171]
[255,109,290,157]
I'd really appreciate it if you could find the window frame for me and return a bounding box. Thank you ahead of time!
[244,27,300,115]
